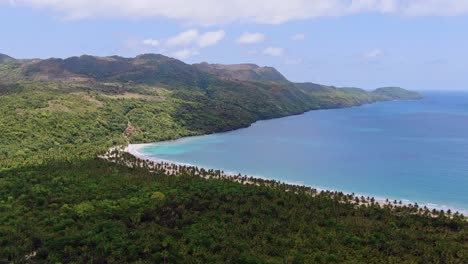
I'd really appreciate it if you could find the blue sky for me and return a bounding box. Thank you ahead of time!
[1,1,468,90]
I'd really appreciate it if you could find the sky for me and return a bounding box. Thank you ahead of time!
[1,1,468,90]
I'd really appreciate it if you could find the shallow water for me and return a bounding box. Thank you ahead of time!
[139,92,468,212]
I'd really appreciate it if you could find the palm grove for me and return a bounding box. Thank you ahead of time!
[0,53,465,263]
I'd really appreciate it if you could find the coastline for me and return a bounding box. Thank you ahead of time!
[125,143,468,215]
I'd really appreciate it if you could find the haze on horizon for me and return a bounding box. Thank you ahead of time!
[1,0,468,91]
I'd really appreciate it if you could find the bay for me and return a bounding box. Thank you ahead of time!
[137,92,468,213]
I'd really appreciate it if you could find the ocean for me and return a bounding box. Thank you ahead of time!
[137,92,468,213]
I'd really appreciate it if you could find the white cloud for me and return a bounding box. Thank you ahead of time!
[142,39,160,46]
[197,30,226,47]
[172,48,199,59]
[263,47,283,57]
[291,33,306,41]
[4,1,468,24]
[163,29,225,48]
[237,32,265,44]
[365,48,384,59]
[285,57,303,65]
[166,29,199,47]
[140,29,224,59]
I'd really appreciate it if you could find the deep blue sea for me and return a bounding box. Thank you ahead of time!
[139,92,468,213]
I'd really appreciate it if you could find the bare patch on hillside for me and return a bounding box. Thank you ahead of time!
[102,92,165,101]
[81,95,105,107]
[39,102,73,113]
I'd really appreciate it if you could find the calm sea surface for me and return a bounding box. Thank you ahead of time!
[139,92,468,212]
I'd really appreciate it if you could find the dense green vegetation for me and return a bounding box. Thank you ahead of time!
[0,79,419,168]
[1,156,466,263]
[2,54,464,263]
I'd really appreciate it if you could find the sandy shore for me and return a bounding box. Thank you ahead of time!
[124,143,467,215]
[125,143,206,168]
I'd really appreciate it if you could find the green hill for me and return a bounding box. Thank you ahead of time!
[2,54,462,264]
[373,86,423,100]
[194,62,289,82]
[0,53,15,64]
[0,54,423,167]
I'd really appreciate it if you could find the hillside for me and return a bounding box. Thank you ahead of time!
[0,54,422,168]
[194,62,289,82]
[1,155,466,263]
[0,53,15,64]
[0,54,287,85]
[373,86,423,100]
[3,54,462,264]
[0,53,422,121]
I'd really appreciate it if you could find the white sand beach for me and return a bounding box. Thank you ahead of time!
[120,144,467,215]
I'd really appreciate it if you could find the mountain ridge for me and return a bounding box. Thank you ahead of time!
[193,62,289,82]
[5,53,291,85]
[0,53,421,99]
[0,52,422,155]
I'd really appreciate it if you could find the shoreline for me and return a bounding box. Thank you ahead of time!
[126,97,420,150]
[125,143,468,215]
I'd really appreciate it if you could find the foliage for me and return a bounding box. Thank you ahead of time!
[1,54,450,263]
[0,78,418,169]
[0,158,466,263]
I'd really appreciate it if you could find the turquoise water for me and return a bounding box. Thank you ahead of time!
[139,92,468,212]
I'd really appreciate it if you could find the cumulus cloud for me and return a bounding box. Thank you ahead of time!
[426,58,447,65]
[364,48,384,59]
[172,48,199,59]
[263,47,283,57]
[285,57,303,65]
[237,32,265,44]
[164,29,225,47]
[3,1,468,24]
[141,29,225,59]
[142,39,160,47]
[166,29,199,46]
[291,33,306,41]
[197,30,226,47]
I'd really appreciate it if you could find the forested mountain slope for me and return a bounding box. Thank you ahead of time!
[0,53,421,167]
[3,54,461,264]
